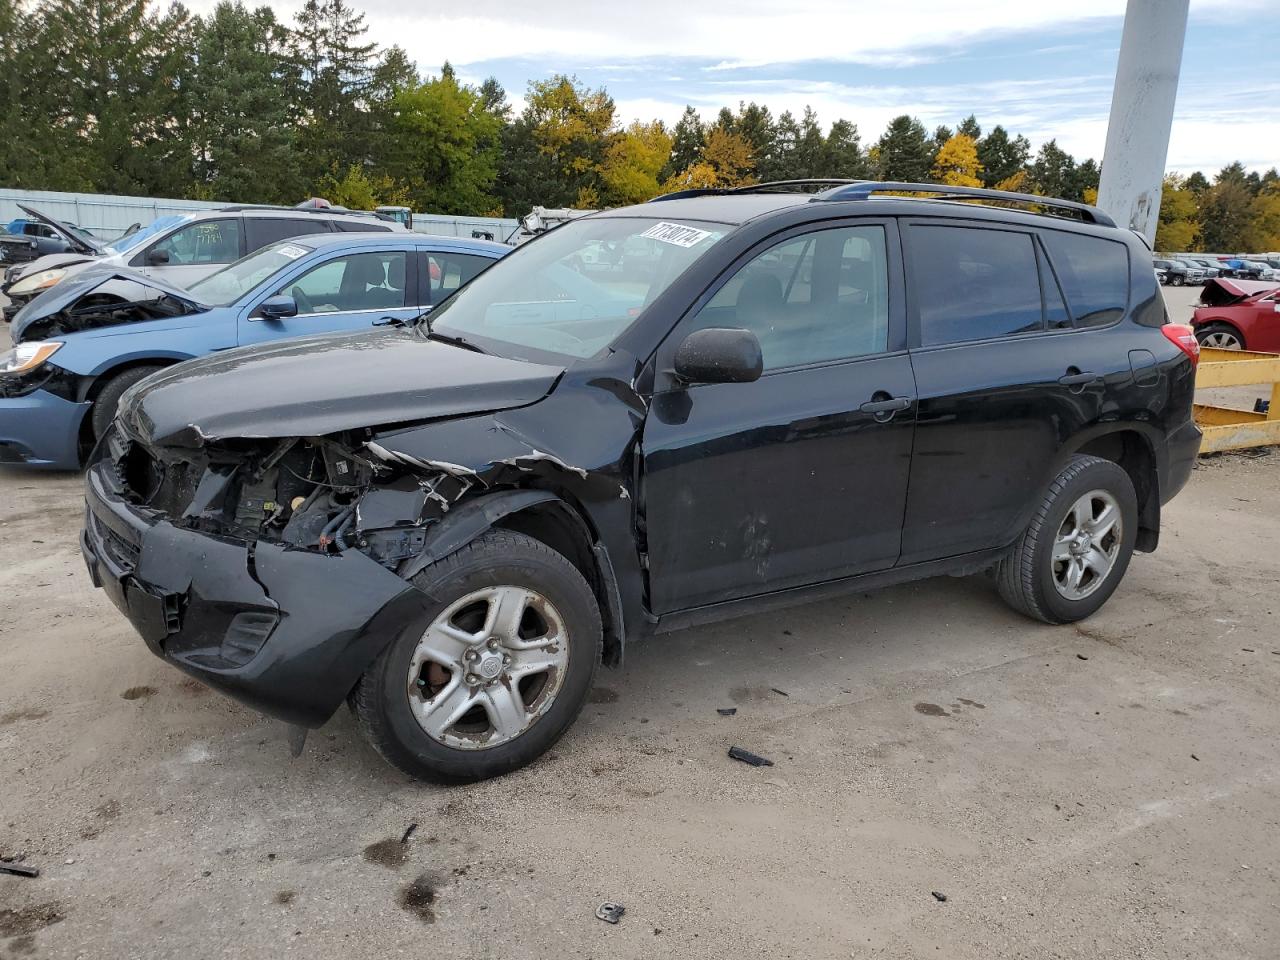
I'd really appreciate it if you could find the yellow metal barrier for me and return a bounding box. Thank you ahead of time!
[1194,347,1280,453]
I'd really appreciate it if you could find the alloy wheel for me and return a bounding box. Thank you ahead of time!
[406,586,570,750]
[1052,489,1123,601]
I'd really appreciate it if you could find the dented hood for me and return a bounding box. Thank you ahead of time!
[11,267,206,342]
[117,329,565,449]
[1198,276,1280,307]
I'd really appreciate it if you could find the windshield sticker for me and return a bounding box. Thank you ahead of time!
[639,222,716,248]
[277,244,308,259]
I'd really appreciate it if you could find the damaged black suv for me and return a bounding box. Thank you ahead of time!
[82,181,1202,782]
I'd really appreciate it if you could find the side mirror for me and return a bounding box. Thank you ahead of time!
[673,327,763,385]
[258,294,298,320]
[146,248,170,266]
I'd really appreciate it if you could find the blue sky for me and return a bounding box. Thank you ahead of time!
[199,0,1280,174]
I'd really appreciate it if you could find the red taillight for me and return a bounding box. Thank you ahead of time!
[1162,323,1200,368]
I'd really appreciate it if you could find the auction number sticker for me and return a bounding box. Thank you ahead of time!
[277,244,308,259]
[640,222,715,248]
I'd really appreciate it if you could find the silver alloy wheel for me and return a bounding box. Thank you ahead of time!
[406,585,570,750]
[1201,330,1242,349]
[1052,489,1123,601]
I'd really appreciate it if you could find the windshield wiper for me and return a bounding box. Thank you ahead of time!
[424,329,487,354]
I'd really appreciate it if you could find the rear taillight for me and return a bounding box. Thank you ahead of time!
[1162,323,1200,368]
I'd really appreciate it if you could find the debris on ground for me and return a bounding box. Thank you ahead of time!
[728,746,774,767]
[770,687,789,697]
[931,891,948,902]
[596,901,625,924]
[1191,754,1200,761]
[716,708,737,716]
[1076,654,1089,661]
[401,823,419,844]
[0,859,39,878]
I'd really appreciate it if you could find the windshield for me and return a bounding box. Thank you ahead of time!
[186,240,315,306]
[104,215,188,256]
[428,216,727,360]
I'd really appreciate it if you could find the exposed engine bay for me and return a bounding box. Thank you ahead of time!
[15,276,203,341]
[104,422,596,574]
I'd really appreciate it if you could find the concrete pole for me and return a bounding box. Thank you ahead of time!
[1096,0,1190,245]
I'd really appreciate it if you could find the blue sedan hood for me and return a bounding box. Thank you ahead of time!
[12,267,207,343]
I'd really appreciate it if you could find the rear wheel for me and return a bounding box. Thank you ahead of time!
[352,529,601,782]
[90,365,165,440]
[997,455,1138,624]
[1171,274,1184,286]
[1196,322,1244,350]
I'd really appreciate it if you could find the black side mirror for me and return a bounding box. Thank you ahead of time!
[146,248,170,266]
[258,294,298,320]
[673,327,763,385]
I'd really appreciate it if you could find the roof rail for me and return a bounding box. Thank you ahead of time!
[813,181,1115,226]
[215,204,395,222]
[649,179,861,203]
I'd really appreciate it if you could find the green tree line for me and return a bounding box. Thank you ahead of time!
[2,0,1276,251]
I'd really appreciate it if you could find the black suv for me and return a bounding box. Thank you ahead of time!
[81,181,1203,782]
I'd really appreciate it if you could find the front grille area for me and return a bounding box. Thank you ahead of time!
[87,509,140,572]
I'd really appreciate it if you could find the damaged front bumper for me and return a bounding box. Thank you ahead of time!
[81,461,435,727]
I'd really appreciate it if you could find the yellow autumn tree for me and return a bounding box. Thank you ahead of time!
[660,128,756,193]
[1241,186,1280,252]
[995,170,1029,193]
[600,121,674,206]
[931,133,983,187]
[1155,174,1200,252]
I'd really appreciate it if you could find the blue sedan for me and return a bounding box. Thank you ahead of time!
[0,232,508,469]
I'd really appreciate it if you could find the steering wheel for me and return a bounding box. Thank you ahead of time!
[290,285,314,315]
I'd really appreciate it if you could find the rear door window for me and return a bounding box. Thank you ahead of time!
[1040,230,1129,328]
[244,217,331,251]
[334,220,392,233]
[909,224,1043,346]
[425,252,498,304]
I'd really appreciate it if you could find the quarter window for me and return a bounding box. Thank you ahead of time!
[911,225,1043,346]
[691,225,890,370]
[244,217,330,251]
[1040,230,1129,328]
[146,218,242,265]
[273,251,407,314]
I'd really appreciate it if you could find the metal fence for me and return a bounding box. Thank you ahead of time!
[1,188,520,244]
[0,188,223,241]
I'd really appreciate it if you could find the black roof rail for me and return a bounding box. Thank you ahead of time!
[813,181,1115,227]
[214,204,395,222]
[650,179,862,202]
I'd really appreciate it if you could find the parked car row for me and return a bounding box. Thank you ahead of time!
[1157,252,1276,284]
[1,203,408,321]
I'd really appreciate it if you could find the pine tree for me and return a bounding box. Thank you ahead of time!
[976,125,1029,188]
[875,115,934,182]
[191,2,301,203]
[821,119,867,179]
[1029,139,1077,198]
[957,114,981,140]
[664,106,705,181]
[793,107,825,178]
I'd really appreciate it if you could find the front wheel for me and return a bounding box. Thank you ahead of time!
[1196,322,1244,350]
[996,455,1138,624]
[352,529,601,782]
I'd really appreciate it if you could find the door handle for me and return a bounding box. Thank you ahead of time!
[860,396,911,419]
[1058,370,1102,387]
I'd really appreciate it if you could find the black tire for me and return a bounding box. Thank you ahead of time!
[90,365,165,440]
[352,529,601,782]
[1171,274,1183,286]
[1195,322,1245,351]
[996,455,1138,624]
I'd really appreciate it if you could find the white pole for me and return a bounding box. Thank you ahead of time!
[1096,0,1190,244]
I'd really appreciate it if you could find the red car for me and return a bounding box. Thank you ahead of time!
[1191,277,1280,351]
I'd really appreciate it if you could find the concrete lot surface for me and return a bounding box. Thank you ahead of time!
[2,283,1279,959]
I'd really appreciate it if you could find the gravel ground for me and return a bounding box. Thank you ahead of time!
[3,283,1279,960]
